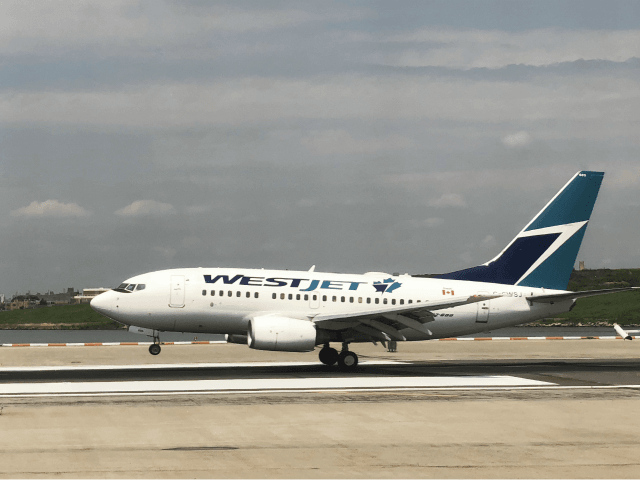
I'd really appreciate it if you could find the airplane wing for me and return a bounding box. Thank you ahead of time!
[313,295,500,341]
[527,287,639,303]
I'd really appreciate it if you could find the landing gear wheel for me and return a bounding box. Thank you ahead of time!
[149,344,161,356]
[338,351,358,369]
[319,347,339,366]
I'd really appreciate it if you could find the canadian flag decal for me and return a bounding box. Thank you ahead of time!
[442,288,454,296]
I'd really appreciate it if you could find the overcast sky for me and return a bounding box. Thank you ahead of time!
[2,0,640,295]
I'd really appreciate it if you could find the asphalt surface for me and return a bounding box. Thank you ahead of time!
[1,341,639,478]
[1,357,639,389]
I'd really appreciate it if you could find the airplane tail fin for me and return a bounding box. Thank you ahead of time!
[435,171,604,290]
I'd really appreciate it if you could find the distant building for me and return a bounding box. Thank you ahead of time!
[37,288,79,305]
[74,288,111,304]
[7,299,30,310]
[579,261,585,271]
[0,294,4,304]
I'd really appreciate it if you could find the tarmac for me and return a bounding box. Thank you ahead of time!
[1,340,639,478]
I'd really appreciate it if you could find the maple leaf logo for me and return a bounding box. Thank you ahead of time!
[373,278,402,294]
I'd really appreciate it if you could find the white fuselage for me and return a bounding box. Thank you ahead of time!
[91,267,574,341]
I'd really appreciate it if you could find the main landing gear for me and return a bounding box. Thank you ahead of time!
[319,343,358,369]
[149,332,161,356]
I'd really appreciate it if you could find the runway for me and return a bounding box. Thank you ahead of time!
[1,351,639,399]
[1,341,639,478]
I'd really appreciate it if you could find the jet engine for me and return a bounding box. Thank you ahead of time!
[248,316,318,352]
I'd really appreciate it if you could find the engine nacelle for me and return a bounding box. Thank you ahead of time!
[248,316,317,352]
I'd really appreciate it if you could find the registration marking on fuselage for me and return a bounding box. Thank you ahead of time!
[0,375,553,397]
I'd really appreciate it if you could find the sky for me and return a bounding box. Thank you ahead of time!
[2,0,640,295]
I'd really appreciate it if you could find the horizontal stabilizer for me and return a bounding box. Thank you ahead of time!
[527,287,639,303]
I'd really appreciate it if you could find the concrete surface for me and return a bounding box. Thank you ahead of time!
[0,341,639,478]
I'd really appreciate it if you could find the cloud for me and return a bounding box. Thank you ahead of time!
[0,1,373,56]
[374,28,640,69]
[606,165,640,188]
[502,131,532,148]
[481,235,497,249]
[10,200,89,217]
[428,193,467,208]
[115,200,176,217]
[424,217,444,227]
[5,72,640,134]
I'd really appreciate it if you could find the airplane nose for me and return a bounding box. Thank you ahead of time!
[90,291,115,318]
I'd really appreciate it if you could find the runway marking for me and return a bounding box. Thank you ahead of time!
[1,336,635,347]
[0,375,553,397]
[0,360,406,373]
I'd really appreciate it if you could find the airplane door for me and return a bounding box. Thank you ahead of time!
[169,275,185,308]
[476,291,490,323]
[309,293,320,309]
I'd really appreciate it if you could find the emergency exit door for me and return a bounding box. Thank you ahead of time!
[476,291,490,323]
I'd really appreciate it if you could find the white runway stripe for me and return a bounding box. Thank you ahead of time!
[0,375,553,396]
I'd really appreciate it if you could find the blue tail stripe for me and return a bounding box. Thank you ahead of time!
[525,171,603,231]
[518,223,588,290]
[434,233,559,284]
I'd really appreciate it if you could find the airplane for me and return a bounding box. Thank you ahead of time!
[90,170,638,369]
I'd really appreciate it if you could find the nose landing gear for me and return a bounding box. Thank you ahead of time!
[149,332,161,355]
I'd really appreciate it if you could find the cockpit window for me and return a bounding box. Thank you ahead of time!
[115,282,145,293]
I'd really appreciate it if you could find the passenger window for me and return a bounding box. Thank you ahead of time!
[375,298,379,304]
[304,294,308,301]
[358,297,362,303]
[281,293,285,300]
[322,295,327,302]
[272,293,276,299]
[392,299,396,305]
[417,300,421,303]
[349,297,354,303]
[219,290,223,296]
[202,290,206,296]
[255,292,259,298]
[246,292,250,298]
[312,294,317,301]
[408,299,412,304]
[236,291,241,297]
[288,294,293,300]
[228,291,232,297]
[400,299,404,305]
[332,296,337,302]
[383,298,388,304]
[136,284,145,291]
[366,298,371,304]
[296,294,300,300]
[341,296,345,302]
[211,290,215,296]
